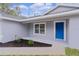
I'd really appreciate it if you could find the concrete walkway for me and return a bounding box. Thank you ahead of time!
[0,47,65,56]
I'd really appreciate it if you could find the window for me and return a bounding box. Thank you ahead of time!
[35,24,39,33]
[34,23,46,35]
[40,24,45,34]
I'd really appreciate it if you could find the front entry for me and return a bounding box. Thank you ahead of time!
[54,20,66,41]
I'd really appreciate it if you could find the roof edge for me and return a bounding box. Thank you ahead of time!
[44,3,79,15]
[20,9,79,22]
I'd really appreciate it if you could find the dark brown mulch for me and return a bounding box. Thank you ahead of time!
[0,39,52,47]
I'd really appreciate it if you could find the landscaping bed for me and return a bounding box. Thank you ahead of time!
[0,39,52,47]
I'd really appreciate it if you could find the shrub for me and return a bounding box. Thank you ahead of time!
[28,40,34,46]
[65,47,79,56]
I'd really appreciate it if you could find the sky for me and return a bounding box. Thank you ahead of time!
[10,3,56,17]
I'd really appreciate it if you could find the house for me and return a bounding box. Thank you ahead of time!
[0,3,79,48]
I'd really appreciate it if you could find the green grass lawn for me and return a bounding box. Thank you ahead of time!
[65,47,79,56]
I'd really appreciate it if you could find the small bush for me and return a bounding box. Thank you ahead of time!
[28,40,34,46]
[65,47,79,56]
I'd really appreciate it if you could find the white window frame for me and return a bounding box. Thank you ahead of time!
[33,22,46,35]
[54,20,66,41]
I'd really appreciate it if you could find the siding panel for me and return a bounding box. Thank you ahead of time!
[1,20,27,43]
[69,16,79,48]
[27,21,54,44]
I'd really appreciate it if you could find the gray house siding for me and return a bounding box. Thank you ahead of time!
[27,21,55,44]
[27,23,33,37]
[1,19,28,43]
[0,19,3,42]
[26,19,69,45]
[68,15,79,49]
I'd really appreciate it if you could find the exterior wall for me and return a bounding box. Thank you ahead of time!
[1,19,27,43]
[26,19,69,45]
[48,6,77,14]
[27,21,54,44]
[68,15,79,49]
[0,19,3,42]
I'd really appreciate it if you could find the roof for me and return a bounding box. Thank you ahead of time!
[20,9,79,23]
[44,3,79,15]
[0,11,28,22]
[0,11,27,19]
[1,3,79,23]
[57,3,79,8]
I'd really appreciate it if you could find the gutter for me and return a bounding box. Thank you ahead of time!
[0,16,21,22]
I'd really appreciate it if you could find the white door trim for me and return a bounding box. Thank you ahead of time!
[54,20,66,41]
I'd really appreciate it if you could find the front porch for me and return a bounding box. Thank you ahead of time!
[23,19,67,45]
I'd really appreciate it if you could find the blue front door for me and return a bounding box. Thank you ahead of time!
[55,21,65,40]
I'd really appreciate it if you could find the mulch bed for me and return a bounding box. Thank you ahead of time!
[0,39,52,47]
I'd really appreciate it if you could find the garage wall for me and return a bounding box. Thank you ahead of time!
[1,20,28,43]
[69,15,79,49]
